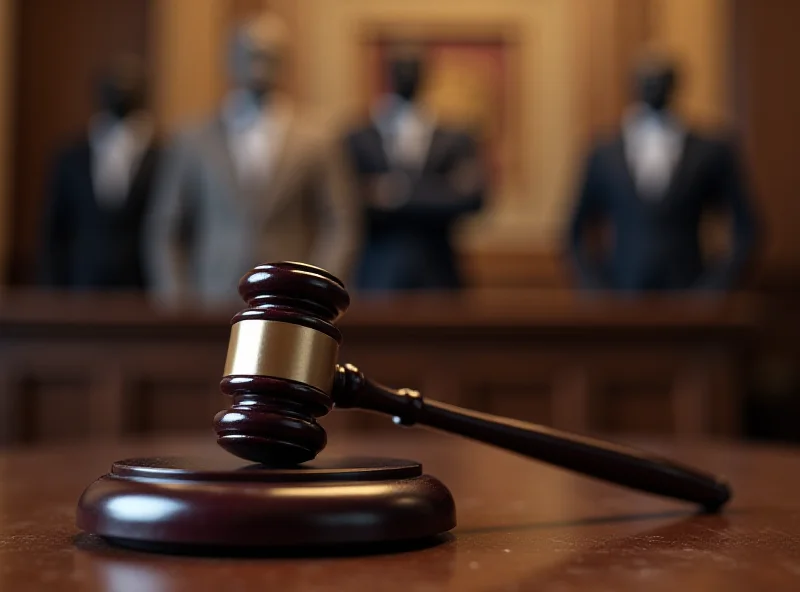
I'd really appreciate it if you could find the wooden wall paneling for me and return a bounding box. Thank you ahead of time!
[142,379,219,435]
[549,348,686,435]
[575,0,730,143]
[731,0,800,286]
[601,382,675,434]
[9,0,152,285]
[551,365,591,432]
[574,0,616,147]
[0,341,745,444]
[229,0,268,21]
[650,0,732,130]
[586,347,741,436]
[0,0,14,284]
[100,342,225,436]
[729,0,800,437]
[671,357,713,437]
[590,351,683,435]
[28,374,92,443]
[0,292,758,446]
[344,337,746,437]
[150,0,225,134]
[575,0,654,148]
[265,0,303,102]
[0,357,21,445]
[89,362,125,439]
[0,338,228,444]
[1,346,84,443]
[480,384,552,427]
[709,348,743,436]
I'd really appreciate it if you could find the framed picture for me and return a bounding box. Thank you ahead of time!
[358,21,525,199]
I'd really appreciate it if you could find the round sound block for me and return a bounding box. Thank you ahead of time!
[77,455,456,551]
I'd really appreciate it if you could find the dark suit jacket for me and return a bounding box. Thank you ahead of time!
[344,125,484,291]
[567,132,758,292]
[37,136,160,289]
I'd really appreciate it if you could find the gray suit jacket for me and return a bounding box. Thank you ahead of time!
[144,104,361,305]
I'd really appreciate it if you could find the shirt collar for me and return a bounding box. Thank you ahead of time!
[622,103,683,136]
[372,94,434,134]
[222,90,269,134]
[88,110,153,149]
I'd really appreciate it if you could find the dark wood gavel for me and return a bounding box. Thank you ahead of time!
[214,262,731,512]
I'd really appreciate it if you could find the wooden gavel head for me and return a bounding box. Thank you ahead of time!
[214,262,350,465]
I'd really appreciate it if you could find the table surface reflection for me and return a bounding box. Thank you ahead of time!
[2,429,800,591]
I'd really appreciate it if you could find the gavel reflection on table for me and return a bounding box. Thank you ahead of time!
[77,262,731,552]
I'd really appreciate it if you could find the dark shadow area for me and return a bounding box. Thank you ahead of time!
[456,507,747,536]
[72,531,454,559]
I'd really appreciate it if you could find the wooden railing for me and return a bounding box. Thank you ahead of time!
[0,289,761,446]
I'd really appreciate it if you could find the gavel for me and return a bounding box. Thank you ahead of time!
[214,261,731,512]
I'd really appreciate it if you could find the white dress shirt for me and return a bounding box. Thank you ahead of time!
[373,94,435,170]
[622,105,685,200]
[221,91,289,191]
[89,112,153,207]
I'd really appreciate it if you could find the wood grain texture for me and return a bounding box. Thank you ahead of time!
[0,290,760,446]
[0,0,13,283]
[732,0,800,287]
[2,433,800,591]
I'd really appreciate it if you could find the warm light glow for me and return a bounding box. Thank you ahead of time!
[106,495,186,523]
[266,484,391,498]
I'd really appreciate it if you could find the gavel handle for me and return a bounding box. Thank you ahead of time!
[332,364,731,512]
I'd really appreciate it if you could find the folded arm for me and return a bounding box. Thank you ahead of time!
[37,153,72,287]
[694,142,759,291]
[567,149,610,290]
[367,133,486,225]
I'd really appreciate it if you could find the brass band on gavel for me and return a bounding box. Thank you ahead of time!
[223,320,339,394]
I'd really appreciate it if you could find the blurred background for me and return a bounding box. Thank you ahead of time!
[0,0,797,449]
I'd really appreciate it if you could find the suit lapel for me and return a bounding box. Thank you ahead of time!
[208,117,242,198]
[208,105,300,223]
[374,110,437,173]
[367,125,391,171]
[76,139,98,209]
[256,105,302,222]
[613,131,695,207]
[657,132,696,206]
[611,137,640,202]
[422,128,448,174]
[119,143,157,212]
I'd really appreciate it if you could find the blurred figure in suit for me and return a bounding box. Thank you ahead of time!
[567,54,758,292]
[145,12,360,305]
[344,44,486,291]
[38,54,159,289]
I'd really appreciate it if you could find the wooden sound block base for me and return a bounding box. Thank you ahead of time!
[77,455,456,553]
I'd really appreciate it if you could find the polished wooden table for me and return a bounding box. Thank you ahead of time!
[2,430,799,591]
